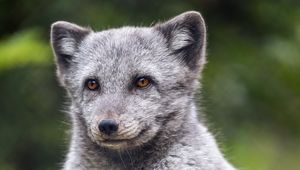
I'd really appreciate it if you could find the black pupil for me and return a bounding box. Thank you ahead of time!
[138,78,148,87]
[88,80,97,89]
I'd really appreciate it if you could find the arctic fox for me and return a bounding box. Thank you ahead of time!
[50,11,235,170]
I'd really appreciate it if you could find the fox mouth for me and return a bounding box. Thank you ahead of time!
[99,128,148,148]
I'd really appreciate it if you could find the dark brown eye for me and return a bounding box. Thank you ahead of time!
[135,77,151,88]
[86,79,99,90]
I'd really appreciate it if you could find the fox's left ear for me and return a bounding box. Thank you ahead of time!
[155,11,206,71]
[50,21,92,85]
[50,21,92,73]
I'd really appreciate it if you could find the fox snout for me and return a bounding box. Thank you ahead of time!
[92,109,121,137]
[98,119,119,136]
[88,109,150,149]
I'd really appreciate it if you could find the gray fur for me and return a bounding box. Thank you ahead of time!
[50,11,235,170]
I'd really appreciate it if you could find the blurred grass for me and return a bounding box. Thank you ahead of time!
[225,127,300,170]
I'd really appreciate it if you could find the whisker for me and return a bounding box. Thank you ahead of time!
[118,149,127,169]
[125,149,134,168]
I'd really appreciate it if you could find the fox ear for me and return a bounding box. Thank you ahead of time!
[50,21,91,73]
[155,11,206,70]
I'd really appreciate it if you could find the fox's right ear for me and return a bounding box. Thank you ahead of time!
[50,21,91,78]
[154,11,206,71]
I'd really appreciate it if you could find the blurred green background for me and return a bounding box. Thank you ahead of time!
[0,0,299,169]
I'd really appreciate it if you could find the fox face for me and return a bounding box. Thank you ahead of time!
[51,11,206,150]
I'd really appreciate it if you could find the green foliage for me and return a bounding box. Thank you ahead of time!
[0,29,51,70]
[0,30,66,170]
[0,0,299,169]
[227,127,300,170]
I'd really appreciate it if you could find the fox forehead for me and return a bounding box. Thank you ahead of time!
[77,27,164,62]
[71,27,188,85]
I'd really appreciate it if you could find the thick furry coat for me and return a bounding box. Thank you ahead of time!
[50,11,235,170]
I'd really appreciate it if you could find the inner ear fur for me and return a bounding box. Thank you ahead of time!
[155,11,207,70]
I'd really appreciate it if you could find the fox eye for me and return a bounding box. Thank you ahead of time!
[135,77,151,88]
[85,79,99,91]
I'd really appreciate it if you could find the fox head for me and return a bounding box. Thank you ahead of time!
[51,11,206,150]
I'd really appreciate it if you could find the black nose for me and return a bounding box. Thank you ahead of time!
[98,119,118,135]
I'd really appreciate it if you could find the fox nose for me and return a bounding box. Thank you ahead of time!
[98,119,118,135]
